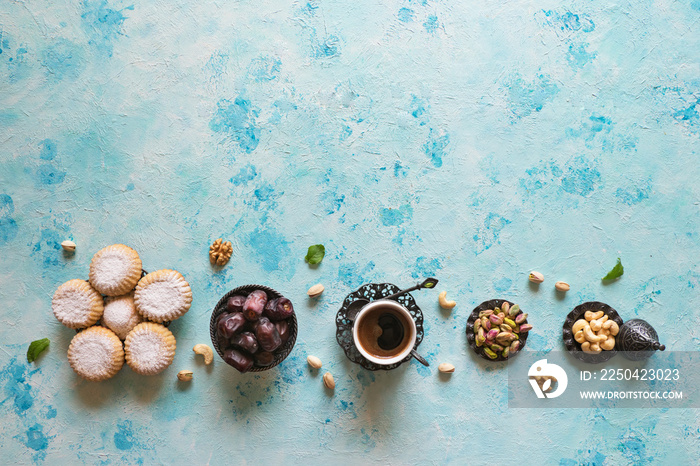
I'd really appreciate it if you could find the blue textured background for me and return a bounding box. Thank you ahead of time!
[2,0,700,464]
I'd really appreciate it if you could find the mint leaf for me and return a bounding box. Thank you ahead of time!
[305,244,325,265]
[602,258,624,281]
[27,338,50,363]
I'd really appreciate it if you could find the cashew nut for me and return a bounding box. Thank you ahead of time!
[590,319,603,332]
[589,342,602,353]
[438,291,456,310]
[582,324,596,341]
[584,311,594,321]
[574,329,586,344]
[583,325,607,343]
[608,321,619,336]
[603,320,613,330]
[581,341,592,353]
[600,335,616,351]
[193,344,214,365]
[572,319,588,334]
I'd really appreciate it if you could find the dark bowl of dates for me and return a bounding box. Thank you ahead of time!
[562,301,623,365]
[466,299,530,362]
[210,284,297,373]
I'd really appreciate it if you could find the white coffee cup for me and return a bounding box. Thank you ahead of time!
[352,299,417,365]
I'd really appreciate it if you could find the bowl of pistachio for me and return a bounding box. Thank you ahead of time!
[466,299,531,361]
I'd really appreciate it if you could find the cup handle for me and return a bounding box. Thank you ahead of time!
[411,349,429,367]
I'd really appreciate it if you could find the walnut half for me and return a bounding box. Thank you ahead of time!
[209,238,233,266]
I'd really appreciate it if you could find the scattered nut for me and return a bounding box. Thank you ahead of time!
[438,363,455,373]
[528,271,544,283]
[555,281,570,292]
[323,372,335,390]
[209,238,233,266]
[193,344,214,365]
[61,240,76,252]
[438,291,456,310]
[307,283,324,298]
[307,355,322,369]
[177,370,193,381]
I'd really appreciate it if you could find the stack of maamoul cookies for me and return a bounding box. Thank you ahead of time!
[52,244,192,381]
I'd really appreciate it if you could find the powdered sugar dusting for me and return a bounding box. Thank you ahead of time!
[69,331,121,379]
[128,331,172,373]
[53,281,101,328]
[137,280,188,320]
[103,294,142,340]
[92,251,134,288]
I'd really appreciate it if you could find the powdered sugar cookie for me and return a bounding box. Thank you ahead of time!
[67,326,124,381]
[102,293,142,340]
[124,322,176,375]
[134,269,192,323]
[89,244,142,296]
[52,279,104,329]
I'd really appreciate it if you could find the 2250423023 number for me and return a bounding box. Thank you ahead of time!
[599,368,680,381]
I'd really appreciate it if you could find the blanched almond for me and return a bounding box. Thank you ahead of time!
[307,355,322,369]
[438,363,455,373]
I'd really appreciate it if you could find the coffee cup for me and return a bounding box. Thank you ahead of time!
[352,299,417,365]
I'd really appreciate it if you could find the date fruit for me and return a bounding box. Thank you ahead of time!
[226,295,246,313]
[275,320,290,345]
[243,290,268,321]
[218,312,247,339]
[223,349,254,373]
[264,297,294,321]
[255,317,282,352]
[254,351,275,367]
[230,332,259,354]
[216,332,229,351]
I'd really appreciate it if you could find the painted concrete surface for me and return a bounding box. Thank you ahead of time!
[1,0,700,464]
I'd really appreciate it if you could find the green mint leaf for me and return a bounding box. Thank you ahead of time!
[305,244,325,265]
[27,338,50,363]
[602,258,624,281]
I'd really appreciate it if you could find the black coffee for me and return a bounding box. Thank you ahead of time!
[377,313,405,350]
[356,305,412,359]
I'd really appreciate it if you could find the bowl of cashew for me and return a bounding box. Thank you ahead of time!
[562,302,624,364]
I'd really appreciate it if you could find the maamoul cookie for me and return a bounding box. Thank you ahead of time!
[89,244,142,296]
[52,279,104,329]
[124,322,176,375]
[134,269,192,322]
[67,326,124,381]
[102,293,142,340]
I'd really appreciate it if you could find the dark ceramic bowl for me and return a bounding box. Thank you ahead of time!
[466,299,529,362]
[210,284,297,372]
[562,301,623,364]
